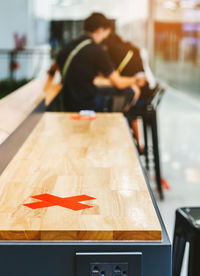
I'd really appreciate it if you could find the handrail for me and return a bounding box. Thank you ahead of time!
[0,49,50,54]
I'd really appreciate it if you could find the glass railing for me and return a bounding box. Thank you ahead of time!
[0,49,50,99]
[0,49,50,81]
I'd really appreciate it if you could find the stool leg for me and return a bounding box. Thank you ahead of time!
[188,237,200,276]
[150,110,164,200]
[142,118,149,171]
[173,235,187,276]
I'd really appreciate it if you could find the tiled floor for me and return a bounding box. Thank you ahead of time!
[156,86,200,275]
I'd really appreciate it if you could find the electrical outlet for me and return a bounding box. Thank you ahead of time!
[113,263,128,276]
[90,263,112,275]
[90,262,128,276]
[76,252,142,276]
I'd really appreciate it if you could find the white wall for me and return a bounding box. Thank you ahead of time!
[51,0,148,25]
[0,0,30,49]
[0,0,148,49]
[0,0,52,49]
[0,0,52,80]
[35,0,51,19]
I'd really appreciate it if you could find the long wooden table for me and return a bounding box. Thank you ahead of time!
[0,112,161,241]
[0,112,171,276]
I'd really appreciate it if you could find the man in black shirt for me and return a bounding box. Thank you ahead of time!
[47,13,142,111]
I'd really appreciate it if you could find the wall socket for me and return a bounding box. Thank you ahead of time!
[76,252,142,276]
[90,262,128,276]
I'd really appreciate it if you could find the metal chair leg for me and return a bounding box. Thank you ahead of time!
[150,110,164,200]
[172,235,187,276]
[188,236,200,276]
[142,118,149,171]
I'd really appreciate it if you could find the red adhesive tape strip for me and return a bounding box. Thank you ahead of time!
[23,201,54,209]
[70,115,96,121]
[24,194,96,211]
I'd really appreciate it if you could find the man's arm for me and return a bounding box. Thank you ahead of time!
[108,70,137,90]
[94,46,138,90]
[93,71,147,90]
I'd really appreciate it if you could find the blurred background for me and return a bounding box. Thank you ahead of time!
[1,0,200,98]
[0,0,148,93]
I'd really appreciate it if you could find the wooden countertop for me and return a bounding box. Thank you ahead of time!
[0,78,61,145]
[0,112,161,241]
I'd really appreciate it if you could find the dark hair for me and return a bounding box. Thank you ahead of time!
[104,32,133,50]
[105,33,123,46]
[84,13,112,32]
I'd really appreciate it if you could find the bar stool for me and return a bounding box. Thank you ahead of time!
[172,207,200,276]
[126,85,165,200]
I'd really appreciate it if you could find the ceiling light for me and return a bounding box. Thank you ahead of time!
[180,0,195,9]
[163,1,177,10]
[51,0,80,6]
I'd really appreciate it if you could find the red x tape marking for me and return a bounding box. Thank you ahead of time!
[70,115,96,121]
[23,194,96,211]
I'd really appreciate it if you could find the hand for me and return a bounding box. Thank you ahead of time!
[136,76,147,87]
[44,75,54,91]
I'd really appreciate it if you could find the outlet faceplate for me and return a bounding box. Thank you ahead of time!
[76,252,142,276]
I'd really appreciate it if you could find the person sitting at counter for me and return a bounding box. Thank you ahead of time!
[46,12,145,112]
[99,32,156,150]
[102,32,155,106]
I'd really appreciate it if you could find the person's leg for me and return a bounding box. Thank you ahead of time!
[95,87,117,111]
[131,84,141,105]
[117,87,135,112]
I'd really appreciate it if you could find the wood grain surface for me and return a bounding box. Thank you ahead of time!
[0,112,161,241]
[0,77,61,145]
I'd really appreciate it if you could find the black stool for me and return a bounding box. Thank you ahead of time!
[173,207,200,276]
[126,85,165,200]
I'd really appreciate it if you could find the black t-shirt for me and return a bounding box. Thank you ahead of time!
[56,35,114,111]
[107,42,144,76]
[107,41,155,100]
